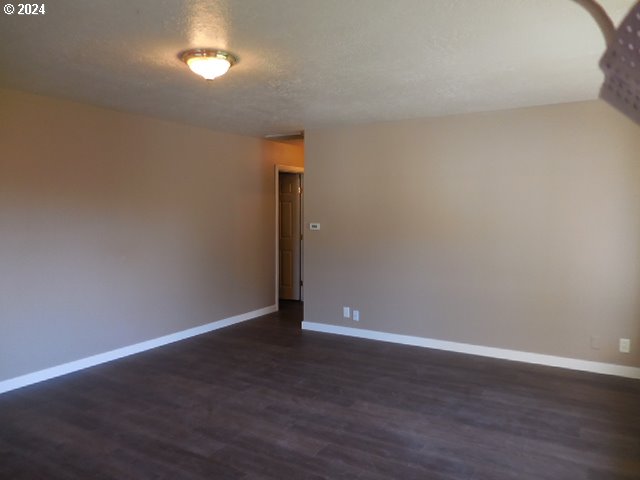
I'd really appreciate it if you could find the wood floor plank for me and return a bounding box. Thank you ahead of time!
[0,301,638,479]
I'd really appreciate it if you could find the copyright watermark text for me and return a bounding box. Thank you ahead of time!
[4,3,46,15]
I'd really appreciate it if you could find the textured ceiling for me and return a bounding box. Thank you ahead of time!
[0,0,635,136]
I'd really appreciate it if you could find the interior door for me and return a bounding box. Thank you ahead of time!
[279,173,301,300]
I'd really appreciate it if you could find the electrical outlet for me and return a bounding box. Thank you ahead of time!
[343,306,350,319]
[590,336,600,350]
[619,338,631,353]
[353,310,360,322]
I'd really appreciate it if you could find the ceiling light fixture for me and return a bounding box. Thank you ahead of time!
[573,0,640,125]
[179,48,238,80]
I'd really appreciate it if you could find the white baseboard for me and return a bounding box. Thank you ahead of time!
[0,305,277,395]
[302,322,640,380]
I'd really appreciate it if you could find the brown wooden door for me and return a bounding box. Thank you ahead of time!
[279,173,301,300]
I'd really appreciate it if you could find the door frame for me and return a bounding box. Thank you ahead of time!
[275,165,304,309]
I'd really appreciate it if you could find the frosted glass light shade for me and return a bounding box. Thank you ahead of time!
[180,49,238,80]
[186,56,230,80]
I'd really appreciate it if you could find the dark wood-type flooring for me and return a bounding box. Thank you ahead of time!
[1,301,639,479]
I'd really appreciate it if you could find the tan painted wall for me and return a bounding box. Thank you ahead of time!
[304,101,640,367]
[0,88,275,381]
[263,139,304,169]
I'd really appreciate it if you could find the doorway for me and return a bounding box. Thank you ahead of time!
[275,166,304,306]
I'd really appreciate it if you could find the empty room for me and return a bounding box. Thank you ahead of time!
[1,1,639,479]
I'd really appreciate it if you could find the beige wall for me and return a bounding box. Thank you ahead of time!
[305,101,640,367]
[263,139,304,169]
[0,88,276,381]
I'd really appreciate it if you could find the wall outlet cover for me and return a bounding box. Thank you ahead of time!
[343,306,350,318]
[619,338,631,353]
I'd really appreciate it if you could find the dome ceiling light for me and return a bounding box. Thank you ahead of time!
[179,48,238,80]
